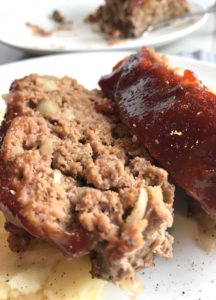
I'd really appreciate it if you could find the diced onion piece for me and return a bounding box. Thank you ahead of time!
[40,137,53,156]
[52,170,62,185]
[37,99,60,117]
[36,78,58,92]
[125,188,148,229]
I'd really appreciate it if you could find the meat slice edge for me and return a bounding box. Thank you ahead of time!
[0,74,174,286]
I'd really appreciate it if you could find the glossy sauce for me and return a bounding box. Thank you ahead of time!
[99,48,216,214]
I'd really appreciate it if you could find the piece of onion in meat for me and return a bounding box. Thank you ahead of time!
[124,188,148,229]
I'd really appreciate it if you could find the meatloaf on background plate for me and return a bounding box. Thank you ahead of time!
[86,0,190,37]
[0,74,174,289]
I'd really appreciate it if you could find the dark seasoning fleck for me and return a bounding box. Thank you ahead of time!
[155,283,159,292]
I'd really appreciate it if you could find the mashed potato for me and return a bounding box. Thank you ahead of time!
[0,213,105,300]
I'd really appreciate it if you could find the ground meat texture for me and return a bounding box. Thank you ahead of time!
[0,74,174,286]
[86,0,190,38]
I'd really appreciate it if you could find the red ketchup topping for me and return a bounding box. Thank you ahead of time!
[99,47,216,214]
[54,227,97,257]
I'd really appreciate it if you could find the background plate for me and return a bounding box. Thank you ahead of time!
[0,0,208,54]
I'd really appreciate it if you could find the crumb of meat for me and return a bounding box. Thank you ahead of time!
[51,10,65,24]
[25,22,51,37]
[26,12,72,37]
[0,74,175,287]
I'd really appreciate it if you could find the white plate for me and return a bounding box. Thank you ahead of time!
[0,52,216,300]
[0,0,208,54]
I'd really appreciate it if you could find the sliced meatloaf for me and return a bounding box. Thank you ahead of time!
[0,74,174,286]
[87,0,190,38]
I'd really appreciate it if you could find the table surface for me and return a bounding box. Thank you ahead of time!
[0,0,216,66]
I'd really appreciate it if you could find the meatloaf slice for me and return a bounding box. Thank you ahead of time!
[87,0,190,38]
[0,74,174,286]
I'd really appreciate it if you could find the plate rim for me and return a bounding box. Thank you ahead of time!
[0,50,216,71]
